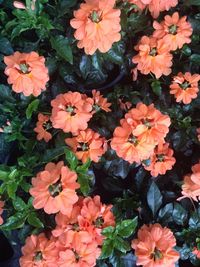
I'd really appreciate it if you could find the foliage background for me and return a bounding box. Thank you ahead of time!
[0,0,200,266]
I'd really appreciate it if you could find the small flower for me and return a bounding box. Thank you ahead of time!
[91,90,112,113]
[4,51,49,97]
[143,142,176,177]
[170,72,200,104]
[111,119,155,164]
[132,224,180,267]
[30,161,80,215]
[133,36,173,78]
[65,128,107,163]
[153,12,193,51]
[20,233,59,267]
[70,0,121,55]
[0,201,4,225]
[34,113,52,142]
[179,161,200,202]
[50,92,92,135]
[193,247,200,259]
[13,1,26,9]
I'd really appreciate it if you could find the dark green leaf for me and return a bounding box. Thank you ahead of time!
[172,202,187,225]
[51,35,73,64]
[151,80,162,96]
[158,203,173,223]
[0,37,13,55]
[78,173,90,196]
[190,54,200,65]
[13,197,27,211]
[28,212,44,228]
[114,237,131,253]
[147,182,163,217]
[100,239,114,259]
[0,212,27,230]
[65,149,78,170]
[102,226,115,238]
[41,146,66,163]
[26,99,40,119]
[7,182,18,199]
[116,217,138,238]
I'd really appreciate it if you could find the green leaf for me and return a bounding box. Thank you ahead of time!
[114,237,131,253]
[0,37,14,55]
[116,217,138,238]
[0,85,15,102]
[51,35,73,64]
[65,149,78,170]
[13,197,27,211]
[172,202,188,225]
[105,42,125,65]
[184,0,200,6]
[151,80,162,96]
[76,159,91,173]
[0,212,27,230]
[100,239,114,259]
[158,203,173,223]
[26,99,40,119]
[78,173,90,196]
[7,182,18,199]
[42,146,66,163]
[147,182,163,217]
[102,226,115,238]
[190,54,200,65]
[27,212,44,228]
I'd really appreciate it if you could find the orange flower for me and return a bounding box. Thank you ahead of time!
[125,103,171,144]
[143,142,176,177]
[58,231,101,267]
[132,224,180,267]
[65,128,107,163]
[20,233,59,267]
[111,119,155,164]
[70,0,121,55]
[0,201,4,225]
[133,36,173,78]
[91,90,112,113]
[170,72,200,104]
[30,161,80,215]
[127,0,178,18]
[4,51,49,97]
[50,92,92,135]
[179,161,200,202]
[153,12,193,51]
[193,247,200,259]
[34,113,52,142]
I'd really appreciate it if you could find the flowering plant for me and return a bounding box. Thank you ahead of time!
[0,0,200,266]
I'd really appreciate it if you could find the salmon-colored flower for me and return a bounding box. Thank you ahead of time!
[13,1,26,9]
[179,161,200,202]
[111,119,155,164]
[50,92,92,135]
[193,247,200,259]
[30,161,80,215]
[127,0,178,18]
[65,128,107,163]
[4,51,49,97]
[132,224,180,267]
[34,113,52,142]
[0,201,4,225]
[119,98,132,111]
[91,90,112,113]
[20,233,59,267]
[70,0,121,55]
[133,36,173,78]
[143,142,176,177]
[58,231,101,267]
[153,12,193,51]
[170,72,200,104]
[125,103,171,144]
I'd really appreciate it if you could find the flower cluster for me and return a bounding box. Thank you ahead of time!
[20,195,115,267]
[179,161,200,202]
[70,0,121,55]
[127,0,178,18]
[133,12,192,79]
[111,102,175,176]
[132,223,180,267]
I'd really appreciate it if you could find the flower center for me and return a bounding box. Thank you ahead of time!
[78,142,89,151]
[149,48,157,57]
[89,10,102,23]
[66,106,76,116]
[95,217,104,227]
[49,182,62,197]
[43,121,52,130]
[74,250,80,262]
[93,104,101,112]
[168,24,177,35]
[180,81,190,90]
[128,134,139,145]
[151,247,163,261]
[19,62,30,74]
[34,251,43,262]
[142,118,152,129]
[156,154,165,162]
